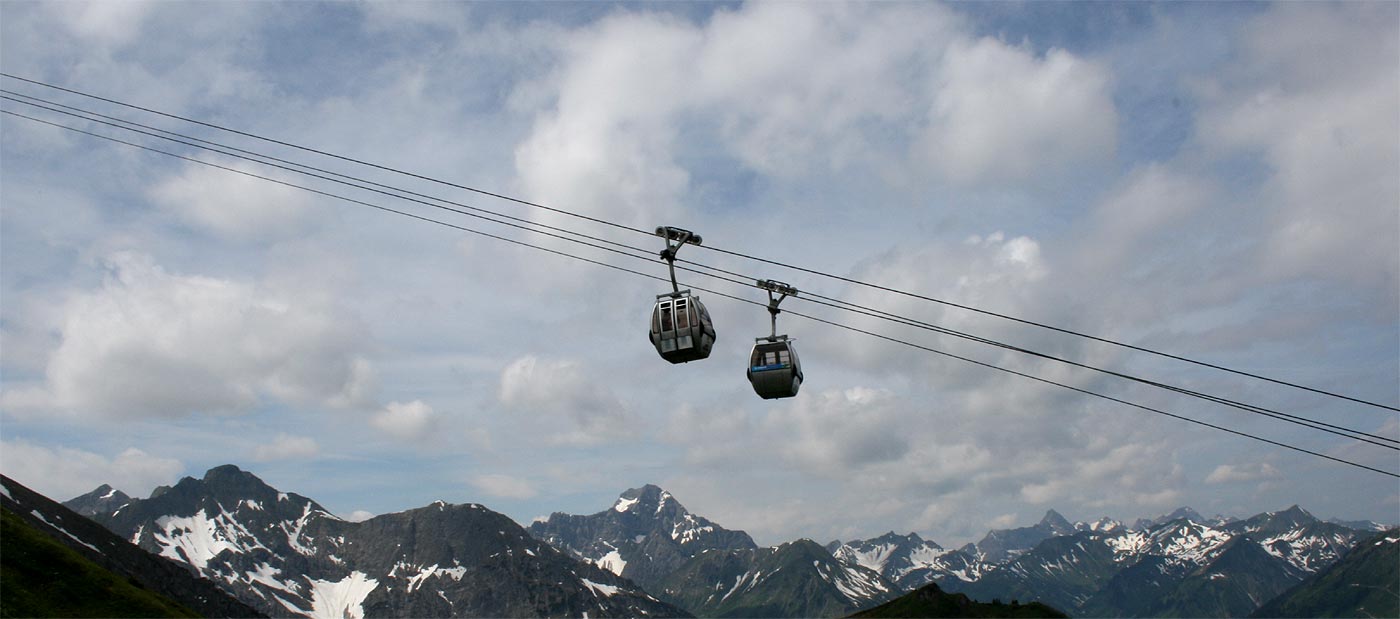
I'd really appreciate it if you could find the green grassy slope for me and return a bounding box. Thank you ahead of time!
[0,507,199,618]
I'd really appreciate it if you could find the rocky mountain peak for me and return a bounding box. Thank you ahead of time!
[63,483,133,518]
[529,485,756,592]
[613,484,684,517]
[1276,505,1314,520]
[875,530,925,545]
[1040,509,1074,533]
[1159,506,1206,525]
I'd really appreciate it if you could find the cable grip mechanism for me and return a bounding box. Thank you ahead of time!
[757,279,797,339]
[656,226,702,294]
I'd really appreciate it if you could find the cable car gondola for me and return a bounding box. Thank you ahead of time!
[748,280,803,399]
[649,227,716,363]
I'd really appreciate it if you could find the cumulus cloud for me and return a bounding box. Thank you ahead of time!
[0,440,182,501]
[371,400,442,443]
[1085,164,1217,268]
[345,510,376,523]
[513,13,698,228]
[1205,462,1283,484]
[765,387,910,473]
[148,160,322,243]
[513,0,1113,235]
[1194,3,1399,303]
[45,0,157,48]
[808,230,1057,379]
[252,433,320,462]
[921,38,1117,185]
[498,355,630,445]
[470,473,538,500]
[1,252,375,418]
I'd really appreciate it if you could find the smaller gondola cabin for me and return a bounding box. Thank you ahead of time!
[748,336,802,399]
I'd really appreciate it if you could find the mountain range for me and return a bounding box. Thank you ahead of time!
[17,464,1392,618]
[68,465,685,618]
[529,484,899,617]
[827,505,1386,618]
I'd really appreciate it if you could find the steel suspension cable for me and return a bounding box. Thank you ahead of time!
[3,72,1393,412]
[5,93,1392,449]
[4,106,1394,479]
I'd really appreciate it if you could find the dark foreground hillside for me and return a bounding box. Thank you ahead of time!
[1,507,198,618]
[0,475,262,619]
[849,582,1067,619]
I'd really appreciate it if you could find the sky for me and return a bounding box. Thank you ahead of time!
[1,1,1396,547]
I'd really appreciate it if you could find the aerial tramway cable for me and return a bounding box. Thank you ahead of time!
[3,106,1396,479]
[3,92,1393,449]
[3,72,1393,413]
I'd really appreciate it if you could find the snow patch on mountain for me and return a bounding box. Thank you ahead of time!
[814,559,891,602]
[282,502,324,555]
[1154,523,1231,569]
[672,514,716,544]
[1106,530,1150,560]
[840,541,897,573]
[154,508,268,569]
[403,563,468,593]
[1260,529,1355,573]
[596,548,627,575]
[29,509,100,553]
[243,562,300,597]
[581,578,621,598]
[614,496,639,513]
[305,571,377,619]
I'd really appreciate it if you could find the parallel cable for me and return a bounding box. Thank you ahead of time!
[0,90,654,262]
[4,106,1395,479]
[4,72,1393,412]
[699,241,1400,413]
[790,293,1399,449]
[5,94,1394,449]
[0,72,653,237]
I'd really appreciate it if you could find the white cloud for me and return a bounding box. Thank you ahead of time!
[46,0,157,48]
[765,387,910,474]
[921,38,1117,185]
[148,159,322,243]
[470,473,538,500]
[986,513,1020,530]
[513,13,698,228]
[807,230,1055,378]
[371,400,441,443]
[1194,3,1399,303]
[1205,462,1283,485]
[693,2,958,177]
[498,355,630,445]
[252,433,320,462]
[513,1,1112,235]
[2,252,375,418]
[0,440,182,501]
[345,510,376,523]
[1087,164,1215,269]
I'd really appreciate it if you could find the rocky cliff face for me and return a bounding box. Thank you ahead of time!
[528,484,757,591]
